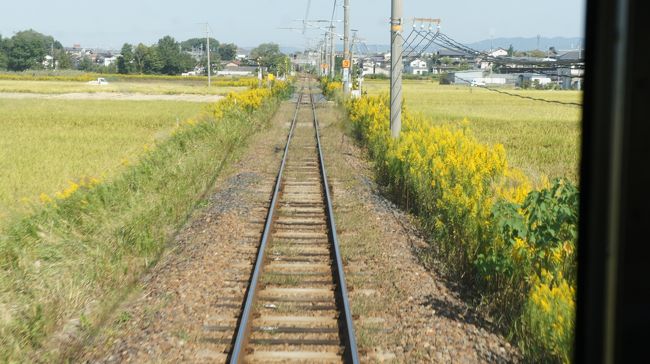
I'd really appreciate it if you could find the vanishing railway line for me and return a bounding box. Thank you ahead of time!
[204,78,359,363]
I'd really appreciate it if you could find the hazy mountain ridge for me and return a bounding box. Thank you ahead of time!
[279,36,584,54]
[466,37,584,51]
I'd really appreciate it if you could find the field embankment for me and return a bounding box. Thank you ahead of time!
[0,82,293,362]
[362,79,582,183]
[324,79,577,363]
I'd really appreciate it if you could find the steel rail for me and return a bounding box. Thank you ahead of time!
[309,88,360,364]
[229,89,303,364]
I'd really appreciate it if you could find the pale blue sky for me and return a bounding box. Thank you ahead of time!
[0,0,586,49]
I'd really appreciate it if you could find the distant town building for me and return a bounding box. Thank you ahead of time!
[217,64,257,76]
[405,59,428,75]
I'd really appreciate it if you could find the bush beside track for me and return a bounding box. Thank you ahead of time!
[0,81,293,362]
[321,77,577,363]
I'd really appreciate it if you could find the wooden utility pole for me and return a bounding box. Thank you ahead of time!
[390,0,403,138]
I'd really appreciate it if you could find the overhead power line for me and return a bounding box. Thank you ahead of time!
[453,75,583,107]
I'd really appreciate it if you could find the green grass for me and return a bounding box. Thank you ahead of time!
[0,79,247,95]
[0,90,287,362]
[362,79,582,182]
[0,99,204,225]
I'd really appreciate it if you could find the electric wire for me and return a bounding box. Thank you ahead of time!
[453,75,582,107]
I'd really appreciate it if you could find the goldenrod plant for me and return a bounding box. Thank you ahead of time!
[325,77,577,363]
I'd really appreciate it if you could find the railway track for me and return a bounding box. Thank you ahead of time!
[208,79,359,363]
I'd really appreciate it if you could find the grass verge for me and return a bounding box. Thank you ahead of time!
[0,82,293,362]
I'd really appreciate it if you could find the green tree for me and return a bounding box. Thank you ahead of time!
[133,43,148,73]
[507,44,515,57]
[218,43,237,61]
[117,43,134,74]
[55,49,72,69]
[0,35,7,70]
[179,52,197,72]
[143,46,163,74]
[250,43,286,73]
[78,56,94,71]
[157,36,194,75]
[181,37,219,53]
[5,29,55,71]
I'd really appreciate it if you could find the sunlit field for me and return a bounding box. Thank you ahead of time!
[0,79,247,95]
[362,79,582,183]
[0,99,204,224]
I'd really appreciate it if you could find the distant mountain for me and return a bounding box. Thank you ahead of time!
[466,37,584,51]
[280,46,301,54]
[240,46,301,55]
[278,36,584,56]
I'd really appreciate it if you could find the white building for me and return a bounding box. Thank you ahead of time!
[558,67,584,90]
[488,48,508,57]
[103,56,118,67]
[42,55,54,68]
[217,65,257,76]
[360,61,390,76]
[405,59,428,75]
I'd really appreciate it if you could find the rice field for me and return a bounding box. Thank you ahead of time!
[362,79,583,183]
[0,98,204,224]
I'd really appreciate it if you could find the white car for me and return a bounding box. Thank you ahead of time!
[87,78,109,85]
[470,80,486,87]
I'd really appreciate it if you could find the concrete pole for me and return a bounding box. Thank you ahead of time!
[324,33,330,77]
[206,24,211,87]
[343,0,351,94]
[390,0,403,138]
[330,25,336,79]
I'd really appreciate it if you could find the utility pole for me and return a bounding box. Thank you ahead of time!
[324,33,330,77]
[343,0,351,94]
[322,42,327,77]
[330,25,336,79]
[390,0,403,138]
[206,23,211,87]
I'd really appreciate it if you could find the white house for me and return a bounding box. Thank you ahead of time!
[217,65,257,76]
[517,73,553,87]
[42,55,54,68]
[103,56,118,67]
[361,61,390,76]
[488,48,508,57]
[405,59,428,75]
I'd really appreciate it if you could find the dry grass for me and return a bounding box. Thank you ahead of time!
[0,79,246,95]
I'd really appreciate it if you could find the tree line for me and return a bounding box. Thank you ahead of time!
[1,29,294,77]
[116,38,240,75]
[0,30,72,71]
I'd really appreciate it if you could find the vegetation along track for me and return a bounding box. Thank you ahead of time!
[204,79,359,363]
